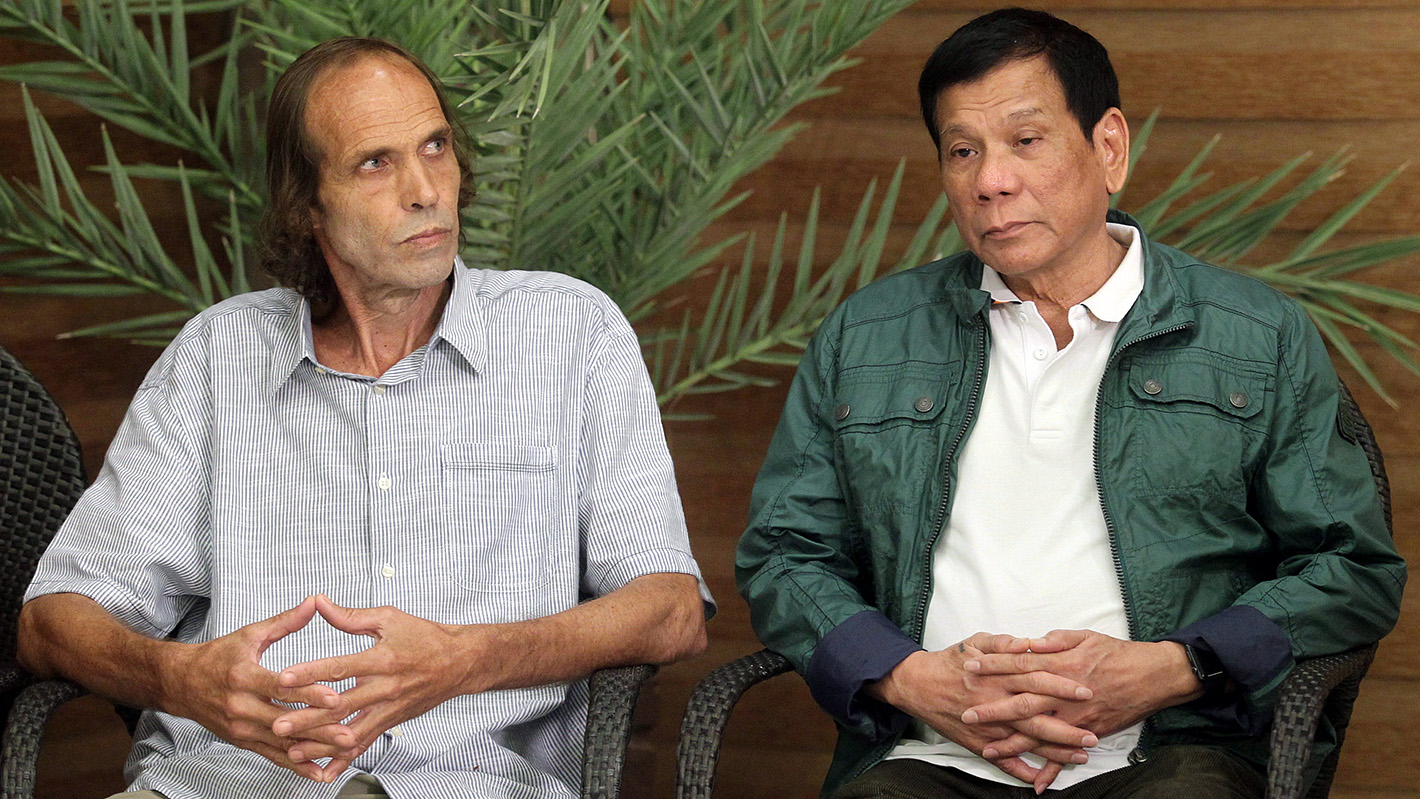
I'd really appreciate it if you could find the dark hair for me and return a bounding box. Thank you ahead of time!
[917,8,1120,153]
[258,37,476,305]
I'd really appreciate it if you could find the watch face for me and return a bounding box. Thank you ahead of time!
[1184,644,1226,696]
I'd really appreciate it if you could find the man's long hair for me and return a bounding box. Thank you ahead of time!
[257,37,476,305]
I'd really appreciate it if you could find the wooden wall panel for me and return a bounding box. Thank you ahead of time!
[726,118,1420,232]
[4,2,1420,798]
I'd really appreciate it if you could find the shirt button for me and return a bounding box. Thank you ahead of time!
[373,384,386,395]
[1230,392,1248,408]
[380,563,396,578]
[1033,348,1048,360]
[834,403,851,421]
[377,474,391,491]
[913,396,934,413]
[1143,379,1163,395]
[389,725,403,737]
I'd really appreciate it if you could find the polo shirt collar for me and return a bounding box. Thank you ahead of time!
[1084,222,1144,323]
[978,221,1144,322]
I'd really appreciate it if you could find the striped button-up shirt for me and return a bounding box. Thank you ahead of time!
[27,260,712,799]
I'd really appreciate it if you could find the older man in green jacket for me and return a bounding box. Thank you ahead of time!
[736,9,1404,799]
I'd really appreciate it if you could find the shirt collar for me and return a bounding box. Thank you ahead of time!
[1084,223,1144,323]
[267,256,488,393]
[978,222,1144,322]
[430,256,487,373]
[266,291,312,393]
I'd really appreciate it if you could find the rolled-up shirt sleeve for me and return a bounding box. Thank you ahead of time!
[25,340,211,639]
[575,310,714,613]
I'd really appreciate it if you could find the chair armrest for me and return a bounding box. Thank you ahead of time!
[676,649,793,799]
[1266,645,1376,799]
[581,663,657,799]
[2,677,88,799]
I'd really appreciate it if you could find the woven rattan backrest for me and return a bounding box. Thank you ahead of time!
[1338,380,1391,537]
[0,345,86,665]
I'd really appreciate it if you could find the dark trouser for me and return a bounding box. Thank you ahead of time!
[833,746,1264,799]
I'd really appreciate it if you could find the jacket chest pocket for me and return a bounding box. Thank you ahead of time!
[1114,355,1269,499]
[831,367,955,524]
[441,441,559,593]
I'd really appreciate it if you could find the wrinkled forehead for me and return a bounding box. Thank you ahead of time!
[302,54,447,164]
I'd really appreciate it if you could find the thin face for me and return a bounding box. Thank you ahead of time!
[935,56,1128,284]
[304,55,461,299]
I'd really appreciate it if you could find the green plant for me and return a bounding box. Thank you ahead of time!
[2,0,1419,407]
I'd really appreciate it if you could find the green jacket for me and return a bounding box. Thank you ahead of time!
[736,213,1405,795]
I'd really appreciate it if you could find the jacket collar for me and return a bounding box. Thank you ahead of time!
[1106,208,1196,350]
[934,209,1197,344]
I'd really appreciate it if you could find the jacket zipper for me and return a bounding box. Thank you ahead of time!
[914,315,989,640]
[852,316,990,783]
[1092,321,1192,760]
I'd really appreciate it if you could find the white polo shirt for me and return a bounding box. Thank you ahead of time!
[887,223,1145,788]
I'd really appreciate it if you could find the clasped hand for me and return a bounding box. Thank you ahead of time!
[169,594,472,784]
[871,632,1097,793]
[951,629,1196,792]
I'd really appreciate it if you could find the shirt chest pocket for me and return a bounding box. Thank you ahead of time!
[441,441,559,593]
[831,368,954,518]
[1118,355,1269,497]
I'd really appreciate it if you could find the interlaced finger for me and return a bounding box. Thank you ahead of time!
[966,651,1046,676]
[279,652,368,687]
[272,703,353,739]
[248,740,325,782]
[1033,761,1066,794]
[267,678,342,710]
[998,670,1092,701]
[990,754,1042,784]
[964,632,1030,654]
[963,691,1058,724]
[287,721,367,763]
[981,732,1089,764]
[317,755,357,783]
[1009,713,1097,748]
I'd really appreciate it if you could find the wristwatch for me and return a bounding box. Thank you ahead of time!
[1182,643,1228,699]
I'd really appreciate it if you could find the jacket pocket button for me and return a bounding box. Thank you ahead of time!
[834,403,851,421]
[914,396,934,413]
[1143,379,1162,395]
[1230,391,1248,408]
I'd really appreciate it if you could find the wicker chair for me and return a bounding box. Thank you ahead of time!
[678,381,1391,799]
[0,344,653,799]
[0,343,89,797]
